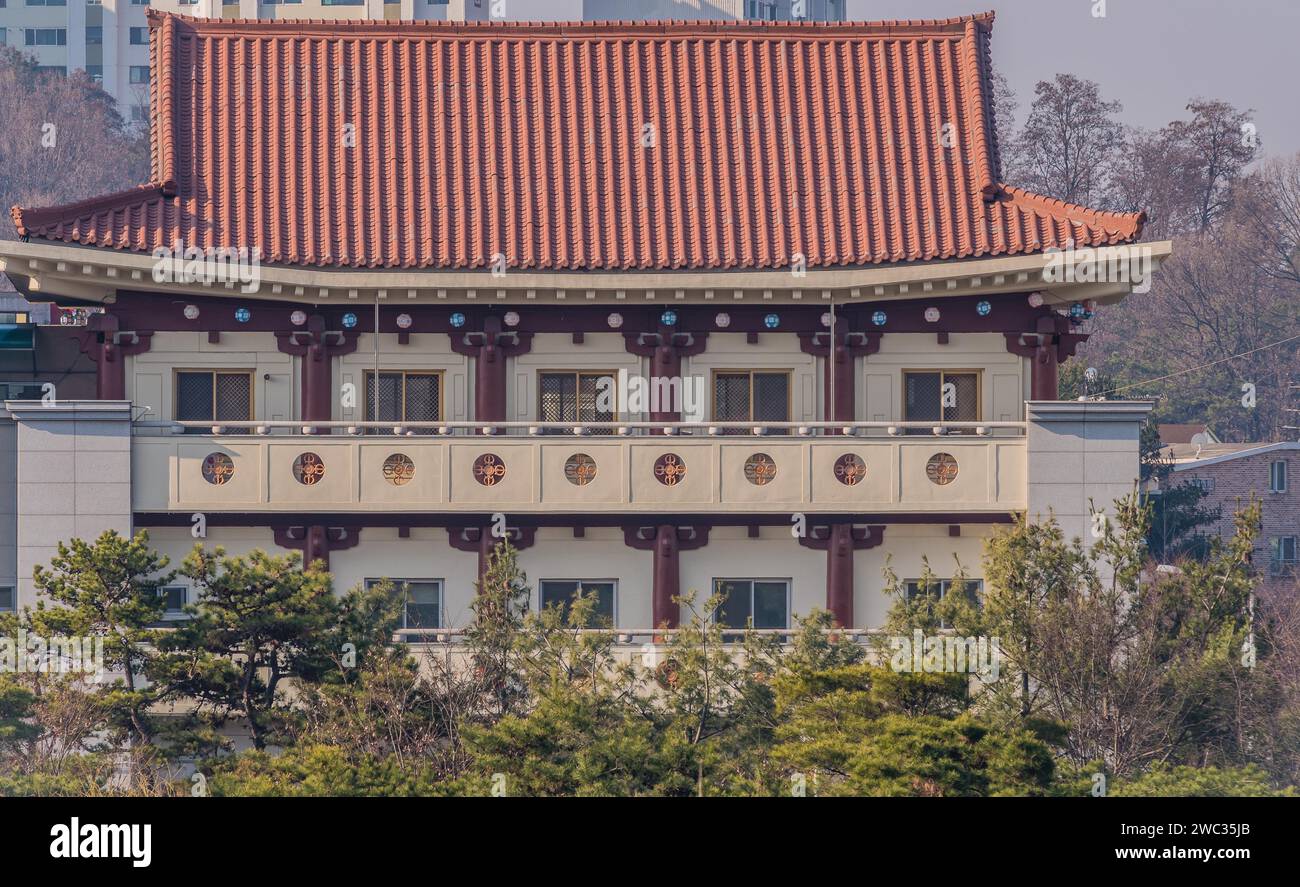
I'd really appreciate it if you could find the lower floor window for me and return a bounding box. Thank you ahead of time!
[904,578,983,629]
[712,579,790,629]
[0,586,14,612]
[1272,536,1298,567]
[156,586,187,618]
[367,578,442,635]
[539,580,616,626]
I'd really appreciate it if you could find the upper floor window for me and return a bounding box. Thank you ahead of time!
[539,371,614,431]
[905,578,983,630]
[713,370,790,428]
[904,370,980,428]
[365,370,441,431]
[539,580,616,627]
[713,578,789,629]
[86,65,103,83]
[25,29,67,47]
[176,370,253,430]
[85,27,103,46]
[367,578,442,637]
[1187,477,1215,493]
[26,0,67,6]
[129,27,148,45]
[1272,537,1298,563]
[129,66,150,84]
[321,0,366,5]
[0,586,14,613]
[1269,460,1288,493]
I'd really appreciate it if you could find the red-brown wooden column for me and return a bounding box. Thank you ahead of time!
[1004,316,1088,401]
[272,526,361,573]
[449,316,534,426]
[799,323,880,429]
[623,326,708,426]
[448,525,537,588]
[275,314,359,429]
[79,314,153,400]
[799,524,885,627]
[624,524,710,628]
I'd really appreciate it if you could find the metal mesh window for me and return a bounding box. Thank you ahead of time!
[714,371,789,432]
[905,371,979,431]
[177,371,251,432]
[539,372,614,433]
[176,372,214,422]
[366,371,440,432]
[714,374,751,423]
[214,373,251,422]
[752,372,789,421]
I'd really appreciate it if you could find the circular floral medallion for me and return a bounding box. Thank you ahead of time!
[653,453,687,486]
[926,452,959,485]
[564,453,598,486]
[382,453,416,486]
[833,453,866,486]
[744,453,777,486]
[201,452,234,486]
[473,453,507,486]
[293,452,325,486]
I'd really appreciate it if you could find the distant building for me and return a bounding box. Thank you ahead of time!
[1165,441,1300,598]
[1,0,840,124]
[1158,423,1220,445]
[0,0,494,123]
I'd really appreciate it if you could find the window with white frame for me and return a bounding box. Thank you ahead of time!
[156,586,187,619]
[366,579,442,635]
[904,578,983,630]
[538,580,616,627]
[1269,460,1288,493]
[1272,537,1298,566]
[712,578,790,629]
[1187,476,1215,493]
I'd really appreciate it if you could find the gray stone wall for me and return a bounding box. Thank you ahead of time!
[1026,400,1154,544]
[6,401,133,609]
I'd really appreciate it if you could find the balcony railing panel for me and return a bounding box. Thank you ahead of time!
[131,421,1028,515]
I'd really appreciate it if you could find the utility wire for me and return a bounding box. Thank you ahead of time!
[1097,332,1300,396]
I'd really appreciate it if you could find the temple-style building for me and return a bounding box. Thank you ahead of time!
[0,12,1169,635]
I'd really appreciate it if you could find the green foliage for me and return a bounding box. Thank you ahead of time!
[148,545,402,752]
[5,524,1297,797]
[1113,764,1297,797]
[205,744,447,797]
[29,530,172,743]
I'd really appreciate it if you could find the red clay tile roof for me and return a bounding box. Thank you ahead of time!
[12,12,1145,272]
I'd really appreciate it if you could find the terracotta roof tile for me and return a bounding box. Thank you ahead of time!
[12,12,1145,272]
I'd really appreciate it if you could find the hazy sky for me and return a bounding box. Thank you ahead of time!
[508,1,1300,157]
[851,0,1300,157]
